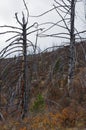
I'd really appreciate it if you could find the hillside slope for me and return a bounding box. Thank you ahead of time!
[0,41,86,129]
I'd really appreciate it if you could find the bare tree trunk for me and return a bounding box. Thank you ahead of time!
[68,0,75,95]
[0,79,1,107]
[21,15,28,118]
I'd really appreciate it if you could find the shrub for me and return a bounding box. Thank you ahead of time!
[30,94,45,113]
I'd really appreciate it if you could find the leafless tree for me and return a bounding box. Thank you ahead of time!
[34,0,86,96]
[0,0,42,119]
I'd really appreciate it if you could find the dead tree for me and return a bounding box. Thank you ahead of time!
[37,0,86,96]
[0,0,42,118]
[37,0,76,95]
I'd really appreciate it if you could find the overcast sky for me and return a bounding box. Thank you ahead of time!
[0,0,86,51]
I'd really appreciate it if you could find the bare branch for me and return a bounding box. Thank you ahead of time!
[39,18,70,35]
[2,50,22,58]
[0,42,23,57]
[23,0,29,24]
[75,30,86,35]
[0,31,21,35]
[30,6,59,17]
[6,34,21,42]
[57,6,69,14]
[34,27,39,53]
[61,0,70,8]
[39,34,70,39]
[64,7,71,18]
[26,22,38,30]
[6,38,22,45]
[66,0,71,3]
[53,4,70,33]
[1,46,22,56]
[41,45,64,53]
[54,0,70,11]
[0,25,22,30]
[26,39,34,46]
[51,32,70,36]
[26,28,43,35]
[56,23,69,29]
[15,13,23,26]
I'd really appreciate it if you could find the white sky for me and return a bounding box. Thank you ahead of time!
[0,0,86,52]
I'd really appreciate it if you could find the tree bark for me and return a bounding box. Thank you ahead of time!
[68,0,75,95]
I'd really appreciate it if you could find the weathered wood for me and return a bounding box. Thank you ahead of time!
[68,0,76,94]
